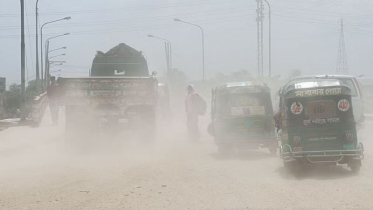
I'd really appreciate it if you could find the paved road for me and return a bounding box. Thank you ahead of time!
[1,108,373,210]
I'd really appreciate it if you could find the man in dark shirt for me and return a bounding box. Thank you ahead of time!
[47,77,60,125]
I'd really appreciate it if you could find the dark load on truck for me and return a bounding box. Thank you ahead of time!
[90,43,149,77]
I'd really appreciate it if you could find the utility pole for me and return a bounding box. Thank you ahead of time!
[256,0,264,77]
[165,42,172,84]
[45,41,50,86]
[35,0,40,92]
[20,0,26,121]
[263,0,271,77]
[336,19,348,75]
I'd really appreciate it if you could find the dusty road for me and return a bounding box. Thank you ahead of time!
[1,109,373,210]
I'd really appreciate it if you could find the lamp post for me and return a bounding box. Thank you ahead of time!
[44,33,69,87]
[40,17,71,83]
[174,18,205,83]
[35,0,40,92]
[263,0,271,77]
[20,0,26,121]
[148,34,172,69]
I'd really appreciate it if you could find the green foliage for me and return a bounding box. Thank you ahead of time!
[4,84,21,117]
[3,80,39,118]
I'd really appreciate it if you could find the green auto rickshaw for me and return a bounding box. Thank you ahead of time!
[209,81,277,154]
[277,79,364,173]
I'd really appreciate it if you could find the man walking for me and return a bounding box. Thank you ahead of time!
[47,76,60,125]
[185,85,200,141]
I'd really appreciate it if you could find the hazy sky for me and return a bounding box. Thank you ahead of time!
[1,0,373,86]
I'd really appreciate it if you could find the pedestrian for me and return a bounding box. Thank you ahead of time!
[185,85,200,141]
[47,76,60,125]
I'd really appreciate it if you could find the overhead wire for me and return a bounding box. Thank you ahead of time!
[0,0,248,17]
[0,14,256,39]
[0,7,254,30]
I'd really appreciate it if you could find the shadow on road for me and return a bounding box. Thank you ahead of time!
[276,164,357,181]
[210,150,276,161]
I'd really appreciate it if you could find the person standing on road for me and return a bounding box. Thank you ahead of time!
[47,76,60,125]
[185,85,200,141]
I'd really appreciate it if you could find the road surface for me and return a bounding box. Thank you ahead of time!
[0,107,373,210]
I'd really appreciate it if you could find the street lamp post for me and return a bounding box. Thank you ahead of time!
[35,0,40,92]
[148,34,173,71]
[44,33,69,87]
[40,17,71,84]
[20,0,26,121]
[263,0,271,77]
[174,18,205,83]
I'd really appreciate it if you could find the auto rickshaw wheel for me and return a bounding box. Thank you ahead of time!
[348,159,362,173]
[284,160,302,174]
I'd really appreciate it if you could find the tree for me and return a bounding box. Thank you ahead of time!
[3,80,39,118]
[4,84,21,117]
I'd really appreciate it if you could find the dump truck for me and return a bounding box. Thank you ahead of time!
[59,43,158,141]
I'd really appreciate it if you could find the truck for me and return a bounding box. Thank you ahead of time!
[59,43,158,141]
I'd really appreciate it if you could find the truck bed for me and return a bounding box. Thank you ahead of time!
[59,77,158,108]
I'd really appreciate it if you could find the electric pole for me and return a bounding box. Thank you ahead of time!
[336,19,348,75]
[256,0,264,77]
[35,0,40,92]
[20,0,26,121]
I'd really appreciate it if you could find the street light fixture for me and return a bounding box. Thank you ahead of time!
[148,34,173,70]
[40,17,71,83]
[44,33,69,86]
[49,61,66,63]
[174,18,205,83]
[49,46,66,53]
[45,33,70,52]
[49,54,66,60]
[49,63,64,68]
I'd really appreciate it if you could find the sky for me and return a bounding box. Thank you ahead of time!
[1,0,373,87]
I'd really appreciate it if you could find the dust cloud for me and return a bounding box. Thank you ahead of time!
[0,89,211,184]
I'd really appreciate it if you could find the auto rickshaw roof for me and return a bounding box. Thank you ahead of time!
[215,81,270,93]
[283,78,352,98]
